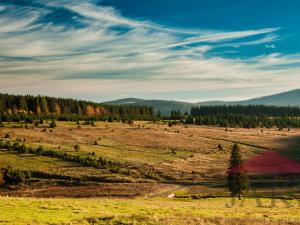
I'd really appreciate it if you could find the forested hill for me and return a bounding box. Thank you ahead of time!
[187,105,300,128]
[0,93,154,121]
[191,105,300,117]
[237,89,300,106]
[103,89,300,115]
[102,98,194,116]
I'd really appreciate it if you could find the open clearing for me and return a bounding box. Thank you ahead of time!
[1,121,300,224]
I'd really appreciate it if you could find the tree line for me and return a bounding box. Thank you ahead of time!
[186,105,300,128]
[0,93,154,122]
[191,105,300,117]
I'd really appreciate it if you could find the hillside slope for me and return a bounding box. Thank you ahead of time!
[103,98,194,115]
[239,89,300,106]
[103,89,300,115]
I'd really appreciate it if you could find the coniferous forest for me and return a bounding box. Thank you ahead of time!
[0,93,154,122]
[1,93,300,129]
[187,105,300,128]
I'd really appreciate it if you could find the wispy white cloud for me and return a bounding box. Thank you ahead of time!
[0,0,299,101]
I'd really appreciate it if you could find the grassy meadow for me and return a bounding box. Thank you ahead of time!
[0,197,300,225]
[0,121,300,224]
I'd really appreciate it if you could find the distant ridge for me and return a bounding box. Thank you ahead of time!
[103,89,300,115]
[103,98,194,115]
[238,89,300,106]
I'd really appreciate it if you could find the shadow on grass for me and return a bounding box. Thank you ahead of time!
[273,135,300,163]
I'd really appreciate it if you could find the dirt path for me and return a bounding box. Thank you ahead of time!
[143,184,183,198]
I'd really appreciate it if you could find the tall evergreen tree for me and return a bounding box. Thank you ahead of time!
[227,143,249,200]
[17,96,28,111]
[156,110,161,119]
[40,96,49,114]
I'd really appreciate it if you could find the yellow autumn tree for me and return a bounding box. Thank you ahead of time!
[85,105,95,116]
[95,107,104,115]
[54,103,61,115]
[36,106,41,115]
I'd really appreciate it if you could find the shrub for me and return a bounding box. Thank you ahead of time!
[0,170,4,186]
[19,144,28,154]
[13,142,20,149]
[49,120,57,128]
[74,144,80,151]
[218,144,223,151]
[1,166,31,186]
[0,140,122,175]
[36,146,44,156]
[4,133,10,139]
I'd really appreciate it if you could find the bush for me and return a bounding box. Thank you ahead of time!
[4,133,10,139]
[1,166,31,186]
[49,120,56,128]
[74,144,80,151]
[34,121,39,127]
[218,144,223,151]
[36,146,44,156]
[0,140,122,174]
[0,171,4,186]
[19,144,28,153]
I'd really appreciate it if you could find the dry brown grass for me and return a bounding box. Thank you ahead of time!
[2,183,173,198]
[1,121,300,197]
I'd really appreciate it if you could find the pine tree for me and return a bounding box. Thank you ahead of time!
[40,96,49,114]
[156,110,161,119]
[227,143,249,200]
[17,96,28,111]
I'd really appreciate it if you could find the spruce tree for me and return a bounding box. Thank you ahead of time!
[227,143,249,200]
[156,110,161,119]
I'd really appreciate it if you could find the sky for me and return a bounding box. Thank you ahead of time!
[0,0,300,102]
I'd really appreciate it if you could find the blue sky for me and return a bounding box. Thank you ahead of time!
[0,0,300,102]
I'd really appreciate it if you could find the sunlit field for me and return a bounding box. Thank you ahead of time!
[1,121,300,224]
[1,197,300,225]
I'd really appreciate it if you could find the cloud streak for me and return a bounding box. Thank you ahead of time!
[0,0,299,101]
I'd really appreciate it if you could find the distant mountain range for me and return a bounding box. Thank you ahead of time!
[103,89,300,116]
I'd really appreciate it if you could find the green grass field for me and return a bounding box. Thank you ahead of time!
[0,197,299,225]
